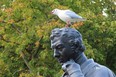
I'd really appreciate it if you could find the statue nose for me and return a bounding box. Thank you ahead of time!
[54,49,60,58]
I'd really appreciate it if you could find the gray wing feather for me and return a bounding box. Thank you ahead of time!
[65,10,82,19]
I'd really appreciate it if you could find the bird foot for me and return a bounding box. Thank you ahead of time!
[65,24,71,27]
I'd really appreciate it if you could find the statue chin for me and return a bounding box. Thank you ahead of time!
[58,59,64,64]
[57,57,70,64]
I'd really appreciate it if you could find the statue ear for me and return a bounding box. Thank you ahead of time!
[74,38,86,52]
[74,39,85,52]
[79,44,86,52]
[68,40,75,46]
[74,39,80,47]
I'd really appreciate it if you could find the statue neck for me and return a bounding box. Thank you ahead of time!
[74,52,87,65]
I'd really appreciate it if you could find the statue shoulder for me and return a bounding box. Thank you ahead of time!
[93,65,115,77]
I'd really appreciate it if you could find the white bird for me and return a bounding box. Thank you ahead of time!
[51,8,86,27]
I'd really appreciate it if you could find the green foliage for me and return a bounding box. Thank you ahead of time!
[0,0,116,77]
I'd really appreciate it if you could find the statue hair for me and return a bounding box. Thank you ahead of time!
[50,28,85,52]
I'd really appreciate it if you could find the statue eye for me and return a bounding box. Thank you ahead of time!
[58,46,62,49]
[57,45,64,51]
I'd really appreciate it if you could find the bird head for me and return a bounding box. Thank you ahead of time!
[51,8,60,15]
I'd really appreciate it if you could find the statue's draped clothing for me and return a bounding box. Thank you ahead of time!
[62,59,116,77]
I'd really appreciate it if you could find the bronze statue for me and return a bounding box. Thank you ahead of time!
[50,27,116,77]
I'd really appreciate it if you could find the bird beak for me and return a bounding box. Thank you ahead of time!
[50,12,53,14]
[51,11,53,14]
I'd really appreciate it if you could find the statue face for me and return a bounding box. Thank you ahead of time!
[51,38,75,64]
[51,28,85,64]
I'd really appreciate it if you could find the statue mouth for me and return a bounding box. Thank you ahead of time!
[58,58,63,63]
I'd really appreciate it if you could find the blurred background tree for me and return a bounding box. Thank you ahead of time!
[0,0,116,77]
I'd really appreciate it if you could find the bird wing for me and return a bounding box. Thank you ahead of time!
[64,10,82,19]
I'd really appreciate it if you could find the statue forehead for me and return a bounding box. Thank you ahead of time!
[51,38,63,48]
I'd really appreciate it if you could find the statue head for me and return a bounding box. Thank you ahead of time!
[50,28,85,64]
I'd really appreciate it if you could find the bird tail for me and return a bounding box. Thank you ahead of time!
[81,18,86,21]
[76,18,86,22]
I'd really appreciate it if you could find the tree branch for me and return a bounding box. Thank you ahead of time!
[11,24,22,35]
[20,51,32,73]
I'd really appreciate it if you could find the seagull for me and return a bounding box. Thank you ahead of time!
[51,8,86,27]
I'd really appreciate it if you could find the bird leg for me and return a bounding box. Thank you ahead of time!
[65,21,70,27]
[65,24,69,27]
